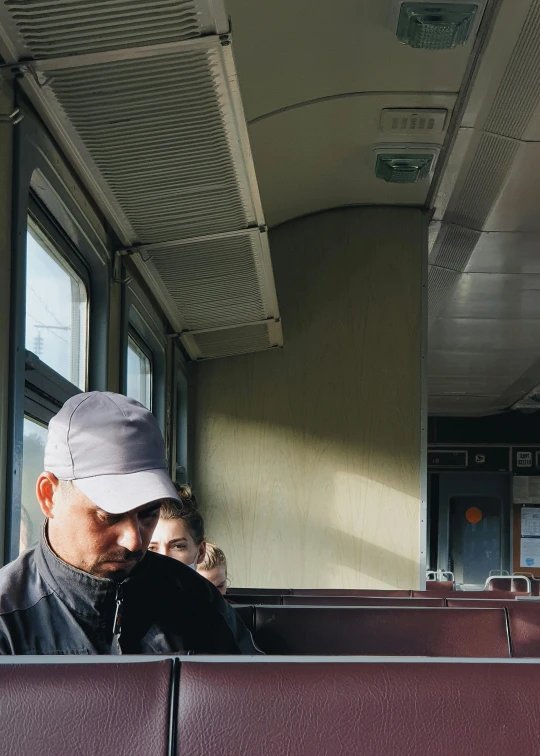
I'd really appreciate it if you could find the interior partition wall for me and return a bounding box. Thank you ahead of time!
[193,206,427,589]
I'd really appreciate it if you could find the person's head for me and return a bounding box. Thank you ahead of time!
[197,543,228,595]
[37,391,180,581]
[148,485,206,568]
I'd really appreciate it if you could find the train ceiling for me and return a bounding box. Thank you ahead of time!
[2,0,540,415]
[226,0,540,416]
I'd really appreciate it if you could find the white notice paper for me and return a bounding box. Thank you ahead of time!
[521,507,540,537]
[521,538,540,568]
[513,477,540,505]
[514,477,530,504]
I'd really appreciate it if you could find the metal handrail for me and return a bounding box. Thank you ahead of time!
[484,575,532,592]
[426,570,454,583]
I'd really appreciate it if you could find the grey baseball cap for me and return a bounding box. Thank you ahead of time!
[44,391,180,514]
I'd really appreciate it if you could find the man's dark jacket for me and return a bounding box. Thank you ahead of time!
[0,533,258,655]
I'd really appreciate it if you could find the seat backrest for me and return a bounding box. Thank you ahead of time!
[485,576,531,594]
[447,599,540,657]
[176,659,540,755]
[414,590,518,600]
[447,598,516,608]
[0,659,172,756]
[251,606,510,656]
[282,596,444,607]
[425,580,454,591]
[228,587,289,595]
[505,602,540,658]
[291,589,412,597]
[227,594,282,605]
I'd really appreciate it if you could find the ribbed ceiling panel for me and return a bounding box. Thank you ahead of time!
[149,233,268,330]
[0,0,283,360]
[46,50,250,242]
[194,323,274,360]
[4,0,202,57]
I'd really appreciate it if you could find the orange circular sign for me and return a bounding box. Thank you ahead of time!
[466,506,483,524]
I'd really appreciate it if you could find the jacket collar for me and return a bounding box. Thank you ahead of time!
[36,524,125,620]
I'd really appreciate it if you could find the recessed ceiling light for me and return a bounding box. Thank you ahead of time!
[373,144,440,184]
[395,2,479,49]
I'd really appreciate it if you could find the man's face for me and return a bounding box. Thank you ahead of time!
[42,477,162,580]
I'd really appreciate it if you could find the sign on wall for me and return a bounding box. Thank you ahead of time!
[428,447,510,472]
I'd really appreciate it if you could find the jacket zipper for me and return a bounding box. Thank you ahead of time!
[112,585,123,655]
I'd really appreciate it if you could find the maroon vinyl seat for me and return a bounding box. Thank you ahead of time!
[414,590,519,600]
[506,602,540,657]
[177,659,540,756]
[425,580,454,591]
[282,596,444,607]
[0,659,172,756]
[227,594,282,605]
[228,588,290,595]
[250,606,510,657]
[448,599,540,658]
[485,576,530,594]
[291,589,412,597]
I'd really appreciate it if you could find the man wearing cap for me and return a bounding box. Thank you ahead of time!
[0,392,259,655]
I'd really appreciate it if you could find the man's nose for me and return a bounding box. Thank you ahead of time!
[116,519,143,553]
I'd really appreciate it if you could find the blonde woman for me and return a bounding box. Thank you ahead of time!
[197,543,228,595]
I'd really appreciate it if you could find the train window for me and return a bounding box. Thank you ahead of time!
[20,417,47,553]
[127,332,153,410]
[25,220,88,390]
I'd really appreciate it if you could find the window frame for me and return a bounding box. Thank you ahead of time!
[126,327,154,412]
[5,103,113,563]
[122,276,168,434]
[26,203,90,399]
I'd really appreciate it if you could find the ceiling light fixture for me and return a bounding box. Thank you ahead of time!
[394,2,479,49]
[373,144,440,184]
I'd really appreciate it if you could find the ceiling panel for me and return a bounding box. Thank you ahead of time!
[482,143,540,232]
[429,395,502,415]
[429,348,533,380]
[465,233,540,274]
[442,273,540,320]
[227,0,475,122]
[429,317,540,352]
[0,0,283,362]
[249,93,455,227]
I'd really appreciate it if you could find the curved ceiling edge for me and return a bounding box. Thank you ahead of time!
[248,90,460,126]
[268,203,429,232]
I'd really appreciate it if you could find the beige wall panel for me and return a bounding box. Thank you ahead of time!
[194,207,425,589]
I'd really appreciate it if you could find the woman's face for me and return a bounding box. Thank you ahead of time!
[148,518,205,567]
[198,565,227,595]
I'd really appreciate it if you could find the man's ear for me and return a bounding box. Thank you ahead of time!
[197,540,207,565]
[36,473,60,518]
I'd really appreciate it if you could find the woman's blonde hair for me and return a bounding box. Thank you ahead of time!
[159,484,205,545]
[199,542,227,573]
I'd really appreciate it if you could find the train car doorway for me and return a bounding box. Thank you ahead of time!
[435,474,511,589]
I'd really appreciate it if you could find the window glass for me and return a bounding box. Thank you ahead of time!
[25,221,87,389]
[127,335,152,410]
[20,417,48,553]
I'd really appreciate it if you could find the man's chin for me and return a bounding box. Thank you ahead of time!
[93,560,139,580]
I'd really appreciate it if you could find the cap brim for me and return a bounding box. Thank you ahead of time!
[72,468,180,514]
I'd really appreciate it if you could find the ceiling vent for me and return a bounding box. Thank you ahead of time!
[0,0,284,362]
[392,1,480,49]
[380,108,448,134]
[374,144,440,183]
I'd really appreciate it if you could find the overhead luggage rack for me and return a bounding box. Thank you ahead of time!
[0,0,283,360]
